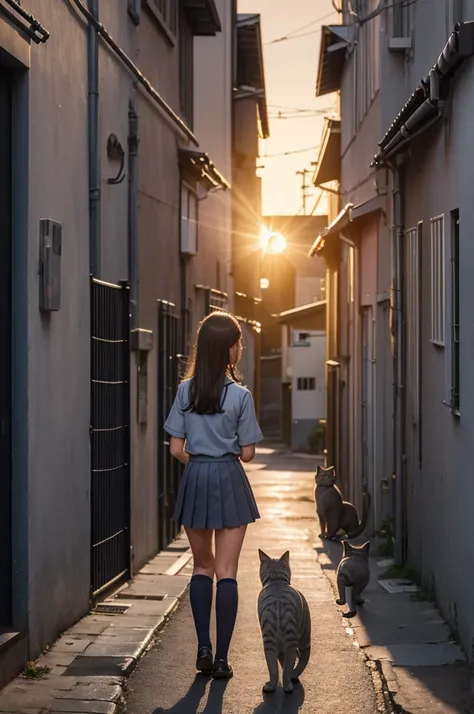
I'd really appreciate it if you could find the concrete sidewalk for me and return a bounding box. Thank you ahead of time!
[317,538,474,713]
[0,534,193,714]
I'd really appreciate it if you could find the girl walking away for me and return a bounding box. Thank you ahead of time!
[164,312,263,680]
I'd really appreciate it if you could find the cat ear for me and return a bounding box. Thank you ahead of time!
[316,465,321,474]
[342,541,351,556]
[258,549,270,563]
[280,551,290,564]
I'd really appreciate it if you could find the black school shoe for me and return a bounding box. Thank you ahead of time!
[196,647,213,675]
[212,659,233,679]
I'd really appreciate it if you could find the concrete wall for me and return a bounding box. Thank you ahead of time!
[130,5,183,572]
[20,0,93,656]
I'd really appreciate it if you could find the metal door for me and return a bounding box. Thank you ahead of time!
[157,300,181,550]
[90,278,131,597]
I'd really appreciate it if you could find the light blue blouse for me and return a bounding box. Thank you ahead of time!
[164,377,263,457]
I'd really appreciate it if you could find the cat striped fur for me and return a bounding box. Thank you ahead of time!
[257,550,311,694]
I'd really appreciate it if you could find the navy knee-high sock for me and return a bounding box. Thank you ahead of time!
[190,574,213,650]
[215,578,238,662]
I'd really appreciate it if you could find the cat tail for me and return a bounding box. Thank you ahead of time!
[346,490,371,539]
[292,647,310,679]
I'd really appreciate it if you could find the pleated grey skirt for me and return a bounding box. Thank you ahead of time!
[172,454,260,530]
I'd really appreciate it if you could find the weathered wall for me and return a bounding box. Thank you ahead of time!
[130,5,183,572]
[23,0,92,656]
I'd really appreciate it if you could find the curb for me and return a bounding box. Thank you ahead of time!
[314,542,394,714]
[0,536,193,714]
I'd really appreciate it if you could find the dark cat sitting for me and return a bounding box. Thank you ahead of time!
[315,465,370,541]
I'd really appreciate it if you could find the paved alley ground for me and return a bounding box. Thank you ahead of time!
[125,446,380,714]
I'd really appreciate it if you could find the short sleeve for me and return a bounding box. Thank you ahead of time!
[164,385,186,439]
[237,391,263,446]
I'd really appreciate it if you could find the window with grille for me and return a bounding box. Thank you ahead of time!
[430,215,445,346]
[405,224,421,425]
[297,377,316,391]
[450,210,460,414]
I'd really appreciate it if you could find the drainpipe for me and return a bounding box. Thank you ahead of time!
[128,102,139,329]
[389,154,407,565]
[88,0,100,276]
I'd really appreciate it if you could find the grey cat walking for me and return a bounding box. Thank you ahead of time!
[336,541,370,618]
[257,550,311,694]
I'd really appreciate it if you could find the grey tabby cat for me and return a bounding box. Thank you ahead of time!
[257,550,311,694]
[336,540,370,618]
[315,464,370,540]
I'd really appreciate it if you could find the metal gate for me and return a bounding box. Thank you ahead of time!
[157,300,181,551]
[90,278,131,597]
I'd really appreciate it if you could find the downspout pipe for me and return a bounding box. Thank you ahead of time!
[88,0,100,277]
[128,102,139,328]
[389,155,407,565]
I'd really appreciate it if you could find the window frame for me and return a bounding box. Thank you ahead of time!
[146,0,178,44]
[180,182,198,255]
[430,214,445,347]
[296,377,316,391]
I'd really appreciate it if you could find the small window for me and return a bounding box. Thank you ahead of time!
[298,332,310,343]
[180,184,198,256]
[297,377,316,391]
[430,215,445,346]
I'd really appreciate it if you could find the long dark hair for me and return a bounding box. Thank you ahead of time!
[184,312,242,414]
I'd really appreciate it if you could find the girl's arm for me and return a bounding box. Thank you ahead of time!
[169,437,189,465]
[240,445,256,463]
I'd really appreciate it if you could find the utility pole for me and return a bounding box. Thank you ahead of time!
[296,168,312,215]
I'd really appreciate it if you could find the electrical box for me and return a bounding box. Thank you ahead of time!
[39,219,62,312]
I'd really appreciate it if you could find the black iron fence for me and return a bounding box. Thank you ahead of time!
[157,300,181,550]
[90,277,131,597]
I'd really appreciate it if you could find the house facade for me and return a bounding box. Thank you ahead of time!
[312,0,474,658]
[0,0,248,686]
[278,302,327,451]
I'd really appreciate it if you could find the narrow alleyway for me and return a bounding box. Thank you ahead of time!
[125,446,379,714]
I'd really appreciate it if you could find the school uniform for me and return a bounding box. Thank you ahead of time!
[164,377,263,530]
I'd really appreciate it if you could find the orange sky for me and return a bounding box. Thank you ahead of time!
[237,0,337,218]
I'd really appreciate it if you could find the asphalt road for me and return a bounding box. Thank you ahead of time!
[125,447,379,714]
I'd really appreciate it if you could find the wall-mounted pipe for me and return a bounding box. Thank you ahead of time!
[128,102,139,328]
[389,156,407,565]
[87,0,100,276]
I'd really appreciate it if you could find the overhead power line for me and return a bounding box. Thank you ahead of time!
[265,10,335,44]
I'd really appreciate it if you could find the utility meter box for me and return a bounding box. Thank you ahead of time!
[39,219,62,312]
